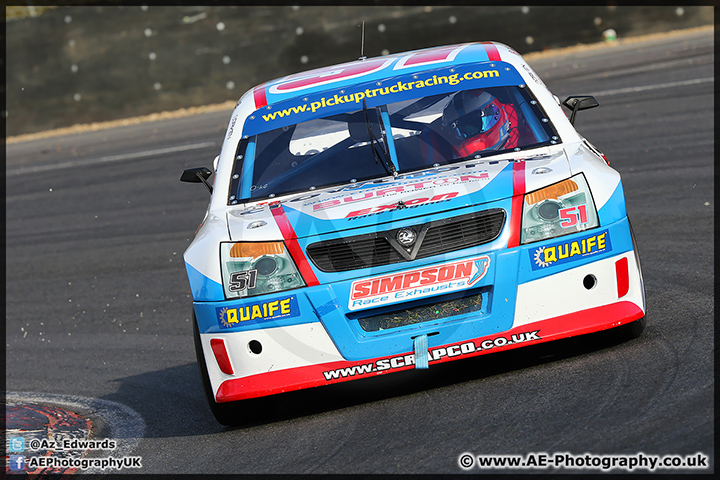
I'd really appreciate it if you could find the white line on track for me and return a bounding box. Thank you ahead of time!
[592,76,713,97]
[5,76,712,177]
[6,391,146,474]
[6,141,217,176]
[548,54,714,84]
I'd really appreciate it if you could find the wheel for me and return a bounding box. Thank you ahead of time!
[613,218,646,342]
[627,217,647,311]
[611,316,646,342]
[193,312,245,426]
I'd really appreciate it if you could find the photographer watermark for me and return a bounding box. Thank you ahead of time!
[457,451,710,471]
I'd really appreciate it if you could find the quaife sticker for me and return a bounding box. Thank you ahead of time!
[217,295,300,328]
[349,256,490,311]
[531,230,611,270]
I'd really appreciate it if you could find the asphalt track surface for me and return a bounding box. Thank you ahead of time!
[5,28,714,474]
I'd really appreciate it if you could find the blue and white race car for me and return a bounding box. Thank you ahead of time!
[181,42,646,425]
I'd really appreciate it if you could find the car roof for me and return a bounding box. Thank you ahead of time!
[234,41,536,137]
[245,42,525,111]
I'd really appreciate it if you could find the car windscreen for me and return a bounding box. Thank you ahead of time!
[228,85,558,204]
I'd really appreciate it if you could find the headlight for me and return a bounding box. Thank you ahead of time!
[520,174,599,244]
[220,242,306,299]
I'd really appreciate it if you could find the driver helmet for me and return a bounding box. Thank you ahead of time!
[441,90,511,157]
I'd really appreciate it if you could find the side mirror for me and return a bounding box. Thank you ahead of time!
[562,95,599,125]
[180,166,213,194]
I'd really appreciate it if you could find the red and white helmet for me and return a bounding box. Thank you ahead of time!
[441,90,512,157]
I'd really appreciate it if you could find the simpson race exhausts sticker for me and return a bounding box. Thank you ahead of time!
[349,256,490,311]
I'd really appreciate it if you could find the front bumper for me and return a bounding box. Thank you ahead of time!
[194,217,645,402]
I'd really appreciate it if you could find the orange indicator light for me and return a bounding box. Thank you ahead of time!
[525,179,578,205]
[230,242,285,258]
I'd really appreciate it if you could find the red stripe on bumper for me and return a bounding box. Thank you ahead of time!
[215,301,644,402]
[616,256,629,298]
[210,338,234,375]
[270,203,320,287]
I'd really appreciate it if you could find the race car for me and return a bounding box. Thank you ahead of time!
[181,42,646,425]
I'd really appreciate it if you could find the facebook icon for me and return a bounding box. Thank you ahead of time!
[9,455,26,470]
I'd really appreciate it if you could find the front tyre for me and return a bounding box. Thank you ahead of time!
[193,312,245,426]
[613,219,646,342]
[612,316,646,341]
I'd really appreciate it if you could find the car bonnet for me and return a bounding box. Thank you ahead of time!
[226,148,571,241]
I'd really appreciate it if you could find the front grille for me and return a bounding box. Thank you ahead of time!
[358,292,484,332]
[306,208,505,272]
[305,236,405,273]
[414,209,506,260]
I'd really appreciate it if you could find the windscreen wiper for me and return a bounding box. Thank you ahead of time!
[362,99,397,177]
